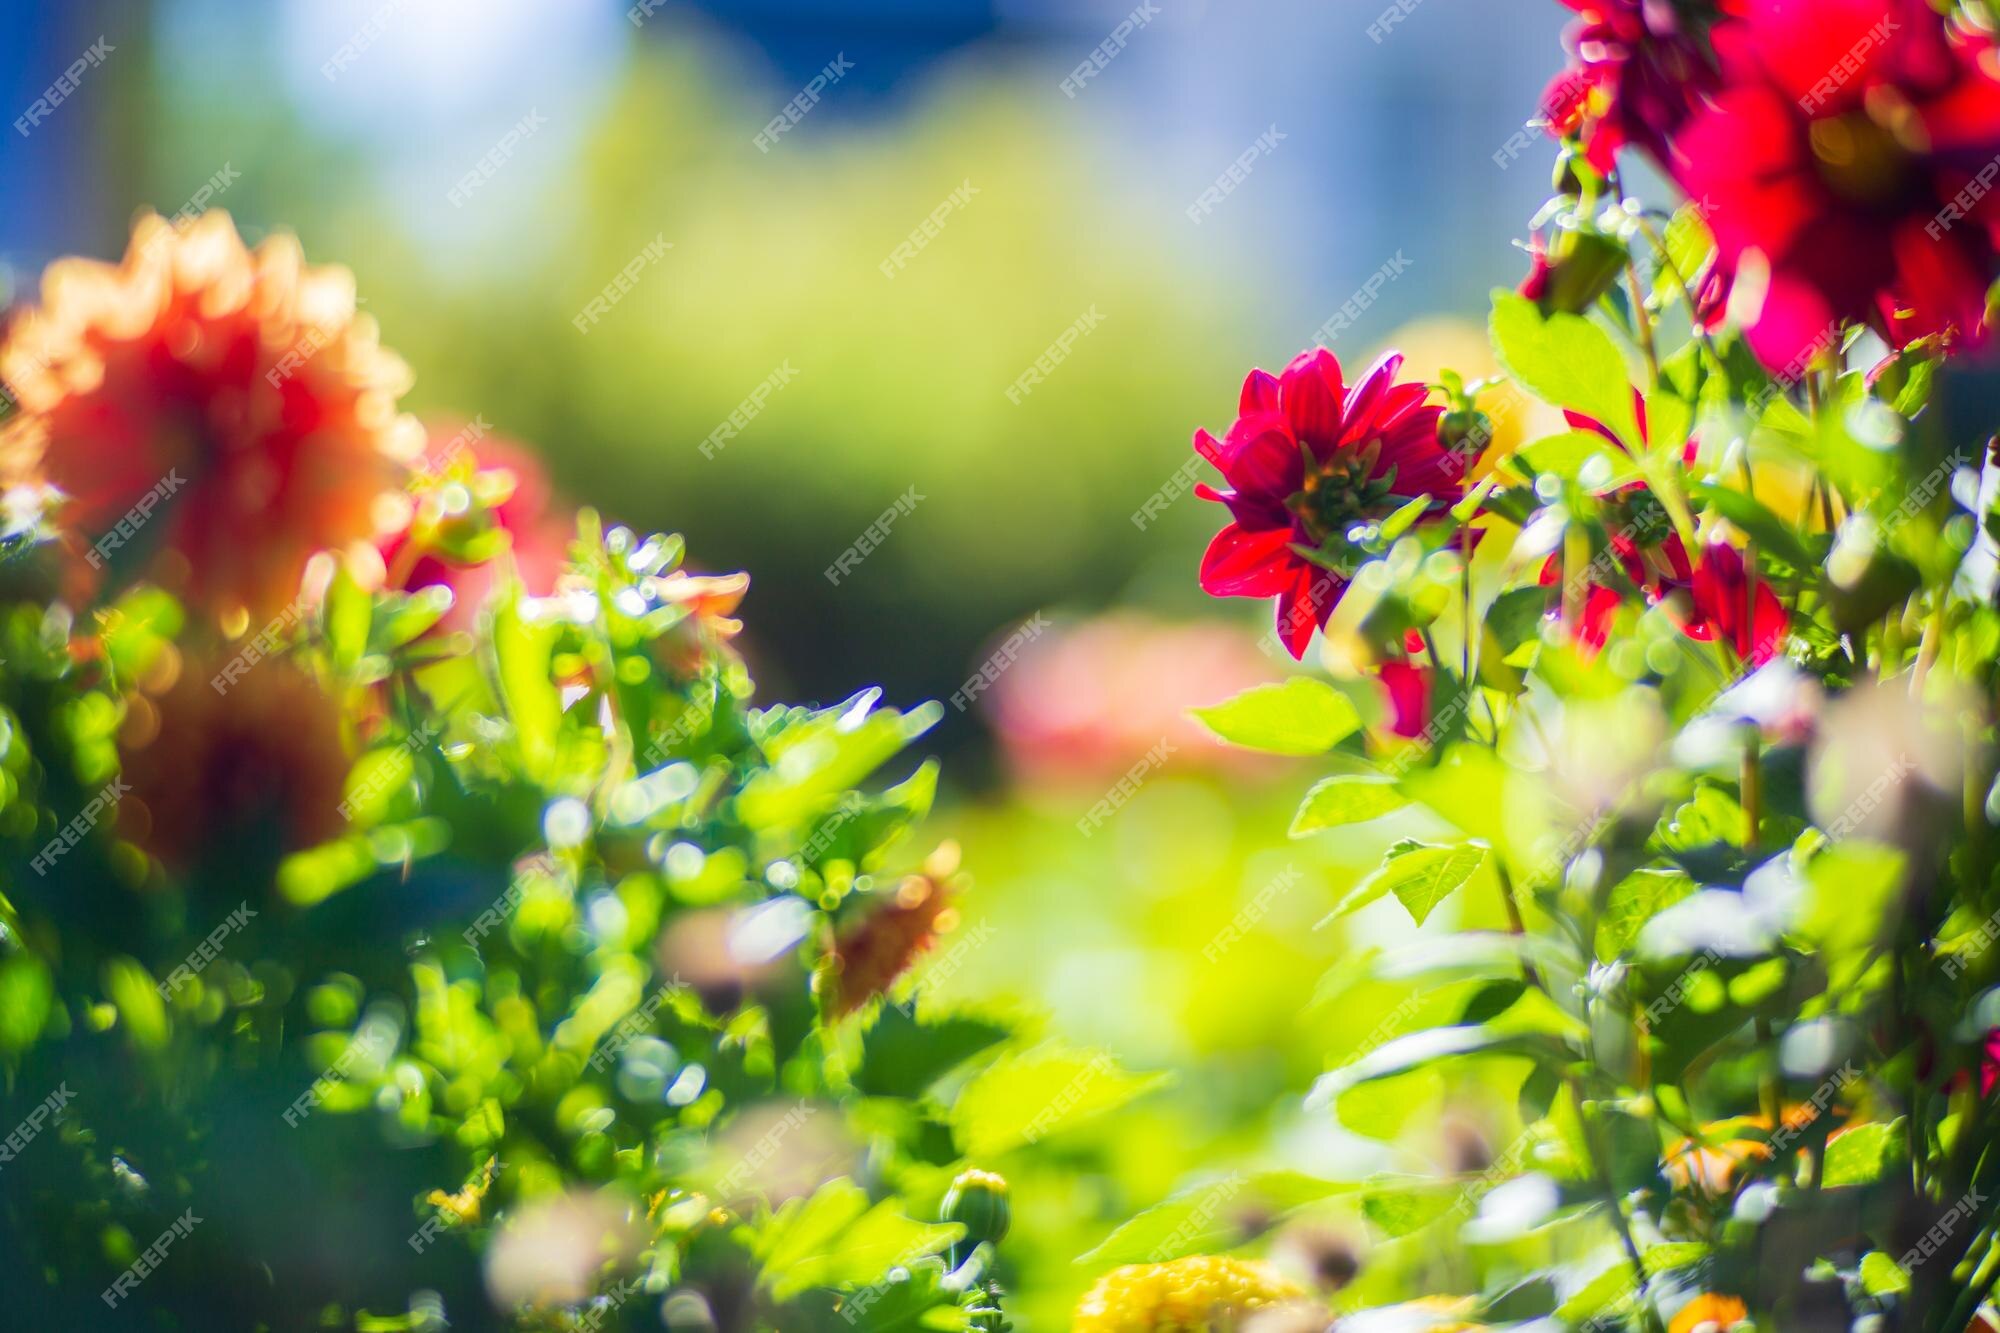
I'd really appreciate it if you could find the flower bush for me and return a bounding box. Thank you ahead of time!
[0,212,1185,1331]
[1087,0,2000,1328]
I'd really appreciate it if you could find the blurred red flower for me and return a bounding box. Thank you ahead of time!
[0,212,423,624]
[1543,0,1737,172]
[987,614,1284,786]
[379,425,572,635]
[1195,349,1458,659]
[1671,0,2000,368]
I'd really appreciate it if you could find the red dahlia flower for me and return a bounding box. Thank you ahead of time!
[1543,0,1738,172]
[1672,0,2000,368]
[1195,349,1460,660]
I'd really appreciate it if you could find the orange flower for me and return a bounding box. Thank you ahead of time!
[0,211,423,623]
[1669,1294,1748,1333]
[1665,1104,1841,1194]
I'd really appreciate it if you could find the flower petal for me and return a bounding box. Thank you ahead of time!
[1200,522,1299,598]
[1279,348,1346,454]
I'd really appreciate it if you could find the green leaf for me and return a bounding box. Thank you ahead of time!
[102,956,168,1050]
[1645,390,1694,459]
[1656,202,1716,309]
[752,1178,960,1301]
[1077,1172,1352,1265]
[1489,290,1641,449]
[1859,1251,1911,1296]
[1291,776,1408,835]
[323,561,373,676]
[1642,1241,1709,1275]
[1358,841,1487,927]
[1519,430,1640,489]
[856,1006,1012,1100]
[491,588,562,775]
[375,585,455,649]
[1487,586,1551,655]
[950,1045,1169,1158]
[1556,1263,1642,1325]
[1378,494,1435,543]
[1801,841,1906,980]
[1597,868,1698,960]
[0,953,52,1053]
[1191,678,1360,755]
[739,693,939,829]
[1357,1176,1463,1238]
[1823,1119,1903,1188]
[1308,1026,1509,1102]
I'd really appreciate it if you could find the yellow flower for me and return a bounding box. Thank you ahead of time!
[1073,1256,1307,1332]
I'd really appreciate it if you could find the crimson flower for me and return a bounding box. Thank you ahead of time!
[1539,405,1786,663]
[1543,0,1737,172]
[1671,0,2000,368]
[1379,660,1434,740]
[1195,349,1460,659]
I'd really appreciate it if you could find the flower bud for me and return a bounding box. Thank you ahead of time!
[941,1169,1010,1248]
[1520,227,1629,316]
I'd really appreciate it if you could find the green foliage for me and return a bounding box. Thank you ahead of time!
[0,514,1075,1331]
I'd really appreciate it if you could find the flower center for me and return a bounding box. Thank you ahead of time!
[1287,439,1396,544]
[1807,98,1923,208]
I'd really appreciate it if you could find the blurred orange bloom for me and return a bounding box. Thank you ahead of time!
[1665,1104,1851,1194]
[1669,1294,1748,1333]
[0,210,422,623]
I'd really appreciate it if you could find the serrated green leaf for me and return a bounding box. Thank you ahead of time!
[1823,1119,1903,1188]
[1490,290,1641,449]
[1372,842,1487,927]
